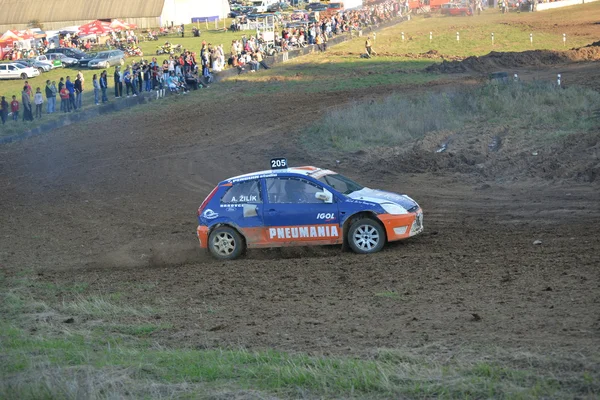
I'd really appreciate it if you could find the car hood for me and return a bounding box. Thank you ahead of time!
[347,188,418,211]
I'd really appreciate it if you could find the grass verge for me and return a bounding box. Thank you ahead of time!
[303,81,600,153]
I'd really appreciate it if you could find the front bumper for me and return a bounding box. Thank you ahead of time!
[378,209,424,242]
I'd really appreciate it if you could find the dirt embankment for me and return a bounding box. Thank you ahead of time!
[343,126,600,184]
[426,42,600,73]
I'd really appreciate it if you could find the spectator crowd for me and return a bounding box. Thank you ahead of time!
[1,0,403,126]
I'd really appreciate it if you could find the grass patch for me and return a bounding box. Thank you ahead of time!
[303,81,600,152]
[2,324,598,399]
[102,323,172,337]
[61,296,156,318]
[375,291,402,300]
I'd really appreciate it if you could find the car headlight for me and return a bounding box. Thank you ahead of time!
[381,202,407,215]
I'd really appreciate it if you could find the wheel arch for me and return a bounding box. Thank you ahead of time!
[341,211,387,250]
[208,222,248,247]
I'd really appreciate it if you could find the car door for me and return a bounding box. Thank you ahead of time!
[7,64,19,78]
[262,176,341,245]
[218,179,265,246]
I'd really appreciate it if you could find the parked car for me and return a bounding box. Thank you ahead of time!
[46,52,78,67]
[440,2,472,15]
[0,62,41,80]
[46,47,88,60]
[15,59,51,73]
[305,2,328,11]
[30,54,62,69]
[86,50,126,68]
[267,2,291,12]
[196,159,424,260]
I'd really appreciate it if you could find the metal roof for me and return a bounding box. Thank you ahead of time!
[0,0,165,25]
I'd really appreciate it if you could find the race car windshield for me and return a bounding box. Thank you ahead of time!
[318,174,364,195]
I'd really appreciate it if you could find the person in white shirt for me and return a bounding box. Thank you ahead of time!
[34,87,44,118]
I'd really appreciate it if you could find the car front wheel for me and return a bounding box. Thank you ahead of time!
[347,218,386,254]
[208,226,245,260]
[21,73,28,79]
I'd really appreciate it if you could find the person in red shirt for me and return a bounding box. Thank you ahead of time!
[24,81,32,97]
[59,87,70,113]
[10,95,19,121]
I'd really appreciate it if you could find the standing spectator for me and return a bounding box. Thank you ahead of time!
[59,85,70,112]
[24,81,32,97]
[74,75,83,109]
[45,80,57,114]
[58,77,65,92]
[131,71,139,96]
[100,70,108,103]
[181,23,185,37]
[11,95,19,121]
[365,37,373,57]
[92,74,100,105]
[22,86,34,122]
[114,66,123,98]
[66,76,76,111]
[144,64,152,92]
[34,87,43,118]
[123,68,133,97]
[0,96,8,124]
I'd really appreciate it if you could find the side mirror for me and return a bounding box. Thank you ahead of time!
[315,189,333,204]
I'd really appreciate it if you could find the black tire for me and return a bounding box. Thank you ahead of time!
[38,68,44,73]
[208,226,245,260]
[347,218,386,254]
[21,73,27,79]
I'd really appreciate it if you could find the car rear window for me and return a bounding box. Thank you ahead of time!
[221,180,262,204]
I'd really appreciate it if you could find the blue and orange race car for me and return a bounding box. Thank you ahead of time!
[197,159,424,260]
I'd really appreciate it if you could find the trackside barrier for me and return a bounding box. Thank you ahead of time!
[0,16,409,145]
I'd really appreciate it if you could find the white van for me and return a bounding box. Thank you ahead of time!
[251,0,276,12]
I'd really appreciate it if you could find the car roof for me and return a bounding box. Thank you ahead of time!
[222,166,335,183]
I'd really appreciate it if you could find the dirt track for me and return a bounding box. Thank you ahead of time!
[1,56,599,356]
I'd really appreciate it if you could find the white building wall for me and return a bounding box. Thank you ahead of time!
[160,0,230,26]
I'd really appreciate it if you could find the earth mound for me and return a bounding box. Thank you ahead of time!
[426,42,600,73]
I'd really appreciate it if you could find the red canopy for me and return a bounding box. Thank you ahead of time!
[0,30,21,44]
[78,20,113,36]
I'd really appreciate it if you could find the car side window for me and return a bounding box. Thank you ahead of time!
[265,177,322,204]
[8,65,15,71]
[221,180,262,204]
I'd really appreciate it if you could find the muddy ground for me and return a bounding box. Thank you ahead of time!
[1,52,599,357]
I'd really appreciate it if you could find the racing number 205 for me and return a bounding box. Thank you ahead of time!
[270,158,287,169]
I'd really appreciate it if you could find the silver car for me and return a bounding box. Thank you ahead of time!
[46,52,78,67]
[87,50,125,69]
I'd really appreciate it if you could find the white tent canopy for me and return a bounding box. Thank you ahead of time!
[161,0,230,26]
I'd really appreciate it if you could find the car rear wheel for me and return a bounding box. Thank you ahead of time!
[208,226,245,260]
[347,218,386,254]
